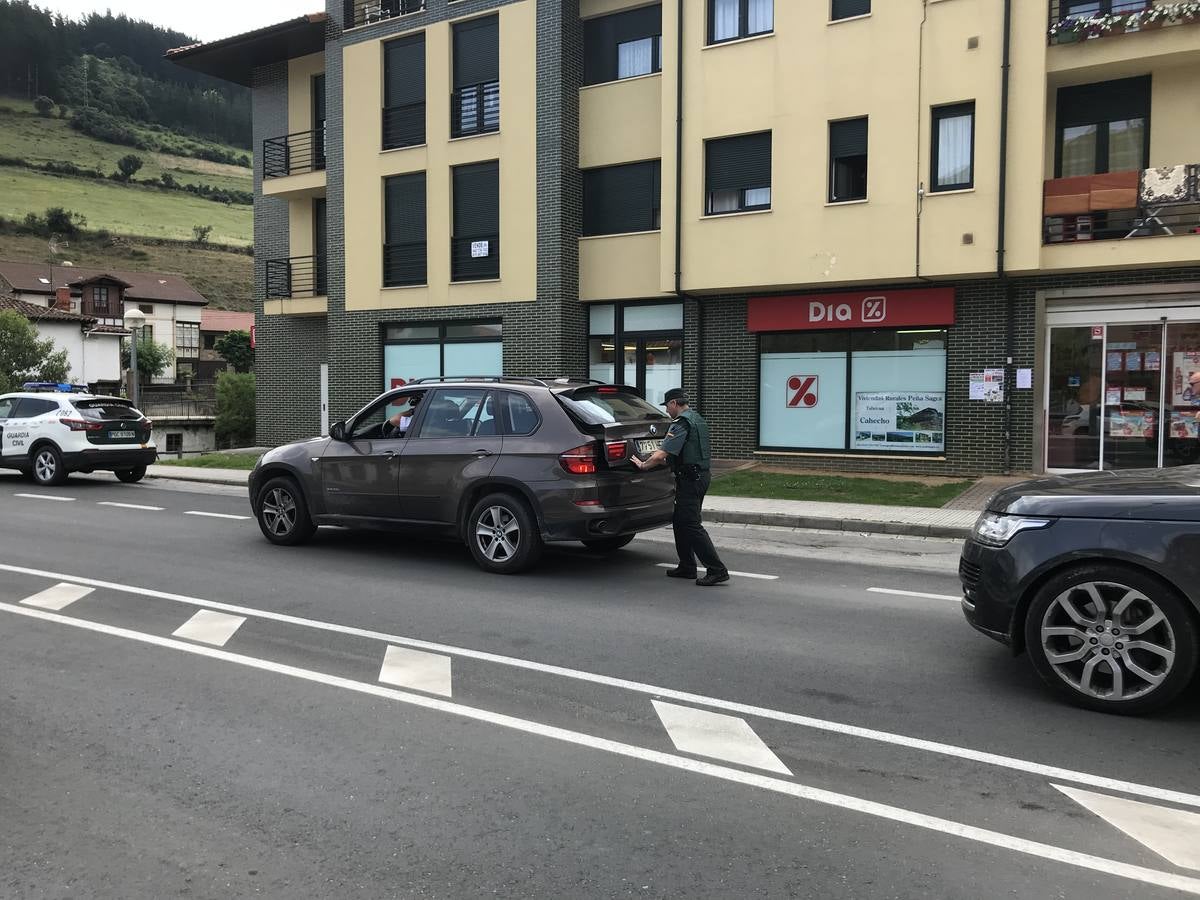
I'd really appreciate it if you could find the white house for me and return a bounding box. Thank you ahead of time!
[0,295,126,388]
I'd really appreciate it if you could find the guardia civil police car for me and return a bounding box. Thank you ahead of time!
[0,383,156,486]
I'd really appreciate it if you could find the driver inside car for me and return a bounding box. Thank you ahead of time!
[383,394,423,438]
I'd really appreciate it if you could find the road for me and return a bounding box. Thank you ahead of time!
[2,472,1198,899]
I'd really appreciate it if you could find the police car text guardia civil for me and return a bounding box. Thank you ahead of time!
[0,383,157,486]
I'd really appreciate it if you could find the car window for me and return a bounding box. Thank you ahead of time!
[416,389,489,439]
[474,393,498,437]
[504,392,540,435]
[74,400,141,421]
[349,392,422,440]
[14,398,59,418]
[557,389,668,425]
[0,398,14,418]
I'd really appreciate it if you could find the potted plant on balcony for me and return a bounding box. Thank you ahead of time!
[1049,16,1086,43]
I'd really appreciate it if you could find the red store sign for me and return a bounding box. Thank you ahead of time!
[748,287,956,333]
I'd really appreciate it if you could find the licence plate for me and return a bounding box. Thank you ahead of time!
[110,430,136,440]
[636,439,661,455]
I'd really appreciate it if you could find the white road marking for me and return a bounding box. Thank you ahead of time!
[868,587,961,602]
[379,645,453,697]
[97,502,165,512]
[653,700,791,775]
[1054,784,1200,872]
[183,511,251,520]
[172,609,246,647]
[14,493,74,502]
[20,582,93,611]
[654,563,778,581]
[1,561,1198,811]
[1,600,1199,897]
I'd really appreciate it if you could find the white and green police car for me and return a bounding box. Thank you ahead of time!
[0,383,157,486]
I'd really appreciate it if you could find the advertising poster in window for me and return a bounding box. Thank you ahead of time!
[853,392,945,452]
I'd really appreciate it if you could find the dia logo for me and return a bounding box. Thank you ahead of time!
[787,375,818,408]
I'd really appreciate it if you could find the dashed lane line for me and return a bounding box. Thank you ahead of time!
[653,700,791,775]
[173,609,246,647]
[868,587,961,602]
[97,501,165,512]
[379,645,453,697]
[14,493,75,502]
[183,511,251,521]
[20,582,93,611]
[1,599,1199,897]
[1,561,1198,811]
[654,563,779,581]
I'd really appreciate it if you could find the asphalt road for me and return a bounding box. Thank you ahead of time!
[2,471,1199,899]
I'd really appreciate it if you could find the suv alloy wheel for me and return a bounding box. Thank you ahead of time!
[466,492,543,574]
[254,476,317,546]
[31,445,66,487]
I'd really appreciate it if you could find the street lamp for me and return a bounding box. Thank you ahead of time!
[123,307,146,408]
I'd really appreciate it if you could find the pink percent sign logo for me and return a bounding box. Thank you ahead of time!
[787,376,818,408]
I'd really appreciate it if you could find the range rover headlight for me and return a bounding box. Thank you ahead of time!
[972,512,1052,547]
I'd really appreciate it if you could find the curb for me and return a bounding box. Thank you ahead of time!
[148,471,248,488]
[704,509,971,540]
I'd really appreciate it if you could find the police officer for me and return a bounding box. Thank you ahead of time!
[632,388,729,586]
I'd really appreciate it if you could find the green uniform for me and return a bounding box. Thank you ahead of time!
[660,408,726,578]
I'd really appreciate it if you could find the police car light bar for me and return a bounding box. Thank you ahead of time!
[21,382,90,393]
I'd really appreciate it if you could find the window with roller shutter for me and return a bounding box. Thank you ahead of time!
[704,132,771,215]
[451,162,499,281]
[583,162,661,236]
[384,172,427,287]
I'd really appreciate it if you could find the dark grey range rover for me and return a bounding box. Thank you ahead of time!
[248,378,676,573]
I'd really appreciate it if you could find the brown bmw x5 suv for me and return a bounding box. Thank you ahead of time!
[248,378,677,573]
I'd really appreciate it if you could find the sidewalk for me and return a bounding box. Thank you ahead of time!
[147,464,986,539]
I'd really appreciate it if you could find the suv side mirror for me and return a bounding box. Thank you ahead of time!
[329,421,347,441]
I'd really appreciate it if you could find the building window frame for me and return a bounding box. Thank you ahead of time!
[707,0,774,45]
[381,320,503,390]
[175,322,200,359]
[1053,76,1151,179]
[704,131,772,216]
[930,101,975,192]
[92,285,110,313]
[831,0,871,22]
[587,302,684,405]
[829,116,869,204]
[583,160,662,236]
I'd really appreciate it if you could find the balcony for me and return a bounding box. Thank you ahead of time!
[264,255,328,315]
[383,101,425,150]
[1048,1,1200,44]
[451,82,500,139]
[451,235,500,282]
[383,242,427,287]
[344,0,425,30]
[1042,164,1200,244]
[262,129,327,198]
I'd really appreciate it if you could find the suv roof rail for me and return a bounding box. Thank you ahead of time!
[407,376,549,387]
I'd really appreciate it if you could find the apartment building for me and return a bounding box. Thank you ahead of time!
[169,0,1200,476]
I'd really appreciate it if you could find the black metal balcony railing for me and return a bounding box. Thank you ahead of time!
[1046,1,1200,44]
[266,255,326,299]
[1045,206,1200,242]
[451,81,500,139]
[344,0,425,30]
[383,102,426,150]
[383,242,428,287]
[451,234,500,282]
[262,129,326,179]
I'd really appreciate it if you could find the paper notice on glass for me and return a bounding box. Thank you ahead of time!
[1016,368,1033,389]
[1126,352,1142,372]
[984,368,1005,383]
[1107,352,1123,371]
[1106,387,1122,405]
[970,372,1003,403]
[1124,386,1147,401]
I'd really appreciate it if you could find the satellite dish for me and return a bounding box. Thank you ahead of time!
[48,235,69,255]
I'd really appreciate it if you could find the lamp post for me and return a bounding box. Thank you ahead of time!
[123,307,146,408]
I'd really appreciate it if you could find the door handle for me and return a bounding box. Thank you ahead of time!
[474,449,494,457]
[384,450,400,460]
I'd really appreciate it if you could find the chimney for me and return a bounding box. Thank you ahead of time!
[54,287,72,311]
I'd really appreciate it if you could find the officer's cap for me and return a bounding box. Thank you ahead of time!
[662,388,689,406]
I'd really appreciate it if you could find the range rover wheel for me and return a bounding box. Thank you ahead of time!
[1025,564,1197,715]
[581,534,637,553]
[466,493,542,574]
[254,476,317,546]
[30,445,66,487]
[115,465,147,484]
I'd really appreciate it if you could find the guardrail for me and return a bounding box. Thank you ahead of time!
[262,129,325,179]
[1046,1,1200,44]
[265,255,325,298]
[344,0,425,30]
[451,81,500,138]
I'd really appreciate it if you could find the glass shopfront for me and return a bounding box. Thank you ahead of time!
[1045,307,1200,471]
[382,321,503,390]
[588,302,683,406]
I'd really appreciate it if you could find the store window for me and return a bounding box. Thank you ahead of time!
[759,329,948,453]
[588,302,683,406]
[382,321,502,390]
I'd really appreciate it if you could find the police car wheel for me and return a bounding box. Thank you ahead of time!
[254,476,316,546]
[115,466,146,484]
[581,534,637,553]
[466,493,542,575]
[30,445,66,487]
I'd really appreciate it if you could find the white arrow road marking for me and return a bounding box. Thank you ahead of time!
[20,582,93,611]
[172,610,246,647]
[654,564,779,581]
[1054,784,1200,871]
[379,645,453,697]
[97,502,165,511]
[3,600,1200,896]
[868,587,961,602]
[14,493,75,502]
[653,700,791,775]
[184,511,251,521]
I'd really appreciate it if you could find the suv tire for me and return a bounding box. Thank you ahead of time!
[1024,563,1198,715]
[115,465,147,484]
[466,492,543,574]
[254,476,317,546]
[30,444,67,487]
[581,534,637,553]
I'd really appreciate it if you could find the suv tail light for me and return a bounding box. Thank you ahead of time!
[61,418,103,432]
[605,440,627,462]
[560,443,598,475]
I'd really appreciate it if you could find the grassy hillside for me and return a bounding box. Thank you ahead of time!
[0,229,253,312]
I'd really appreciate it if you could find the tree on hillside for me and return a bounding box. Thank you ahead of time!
[0,310,70,393]
[34,94,54,117]
[214,330,254,374]
[116,153,143,182]
[120,334,173,380]
[215,371,255,448]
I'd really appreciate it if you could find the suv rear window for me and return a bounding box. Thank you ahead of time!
[557,389,669,425]
[74,400,141,421]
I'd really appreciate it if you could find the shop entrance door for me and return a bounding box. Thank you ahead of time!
[1045,316,1200,471]
[623,336,683,407]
